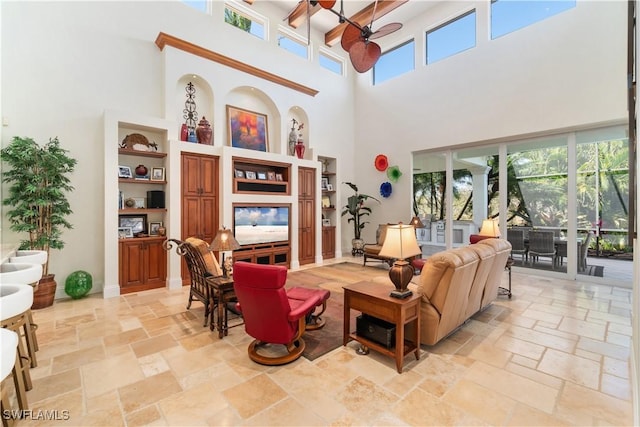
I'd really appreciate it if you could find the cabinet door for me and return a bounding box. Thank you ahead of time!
[298,167,315,199]
[322,227,335,259]
[182,154,202,197]
[145,240,167,285]
[120,241,145,287]
[298,198,315,265]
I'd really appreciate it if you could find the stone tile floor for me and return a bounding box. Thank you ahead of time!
[4,259,633,426]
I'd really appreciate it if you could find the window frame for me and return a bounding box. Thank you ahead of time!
[224,1,268,41]
[425,8,476,65]
[276,26,310,60]
[372,37,415,86]
[318,47,345,76]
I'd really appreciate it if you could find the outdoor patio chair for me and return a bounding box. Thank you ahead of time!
[527,230,557,268]
[507,228,528,264]
[579,231,594,272]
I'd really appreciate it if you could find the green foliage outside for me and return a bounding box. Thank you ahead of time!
[413,139,630,251]
[225,9,252,32]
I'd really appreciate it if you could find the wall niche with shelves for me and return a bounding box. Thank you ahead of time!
[232,156,291,195]
[319,156,337,260]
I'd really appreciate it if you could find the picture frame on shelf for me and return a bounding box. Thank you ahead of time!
[119,214,147,235]
[245,171,257,180]
[118,226,133,239]
[132,197,145,209]
[149,221,163,236]
[322,218,331,227]
[321,177,329,190]
[257,172,267,180]
[150,167,165,181]
[267,171,276,181]
[235,169,245,178]
[326,183,333,191]
[322,196,331,208]
[118,165,132,179]
[226,105,269,152]
[275,173,283,181]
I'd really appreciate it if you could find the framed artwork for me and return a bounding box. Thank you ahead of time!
[132,197,145,209]
[235,169,245,178]
[257,172,267,180]
[226,105,269,152]
[118,226,133,239]
[149,221,162,236]
[150,167,165,181]
[322,218,331,227]
[119,214,147,235]
[275,173,283,181]
[267,171,276,181]
[326,183,333,191]
[245,171,257,180]
[321,177,329,190]
[118,165,132,179]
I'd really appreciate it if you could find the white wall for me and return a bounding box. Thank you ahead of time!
[351,0,627,244]
[0,1,628,292]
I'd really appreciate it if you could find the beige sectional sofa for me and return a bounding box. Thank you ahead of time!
[409,238,512,346]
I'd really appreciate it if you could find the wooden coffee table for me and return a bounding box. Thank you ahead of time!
[343,281,421,373]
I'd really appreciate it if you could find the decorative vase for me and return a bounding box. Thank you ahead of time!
[32,274,57,309]
[180,123,188,141]
[65,270,92,299]
[288,129,297,156]
[295,137,305,159]
[196,116,213,145]
[187,130,197,143]
[135,164,148,176]
[352,238,365,256]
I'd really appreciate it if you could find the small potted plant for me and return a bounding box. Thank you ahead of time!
[341,182,380,255]
[1,136,77,308]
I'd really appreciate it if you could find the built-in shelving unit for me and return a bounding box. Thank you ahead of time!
[319,156,337,259]
[232,156,291,195]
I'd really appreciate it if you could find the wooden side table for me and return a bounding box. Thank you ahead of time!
[206,276,238,339]
[343,281,421,373]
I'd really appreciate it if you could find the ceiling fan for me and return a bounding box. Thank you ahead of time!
[286,0,403,73]
[320,0,402,72]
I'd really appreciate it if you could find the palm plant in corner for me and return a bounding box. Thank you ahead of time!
[1,136,77,308]
[341,182,380,256]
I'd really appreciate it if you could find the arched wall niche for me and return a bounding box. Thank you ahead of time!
[286,106,309,157]
[175,74,214,140]
[225,86,282,154]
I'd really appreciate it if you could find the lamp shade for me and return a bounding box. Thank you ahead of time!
[409,216,424,229]
[378,223,422,260]
[210,227,241,252]
[479,219,500,237]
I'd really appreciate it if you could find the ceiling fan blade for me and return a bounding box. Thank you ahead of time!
[369,22,402,40]
[349,40,381,73]
[317,0,336,9]
[341,23,363,52]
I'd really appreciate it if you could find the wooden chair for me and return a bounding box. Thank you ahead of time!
[507,228,528,264]
[527,230,557,268]
[164,238,230,328]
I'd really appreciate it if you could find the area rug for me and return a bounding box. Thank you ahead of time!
[286,262,390,361]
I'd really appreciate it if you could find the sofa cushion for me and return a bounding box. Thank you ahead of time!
[476,238,512,310]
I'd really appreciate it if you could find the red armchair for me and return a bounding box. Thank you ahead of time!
[233,262,322,365]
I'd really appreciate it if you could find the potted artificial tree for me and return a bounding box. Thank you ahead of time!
[341,182,380,255]
[1,136,77,309]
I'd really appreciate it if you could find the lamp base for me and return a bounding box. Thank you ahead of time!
[390,289,413,299]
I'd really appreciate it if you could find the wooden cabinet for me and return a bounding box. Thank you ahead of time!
[232,157,291,195]
[298,167,315,265]
[322,226,336,259]
[181,153,219,242]
[319,156,337,260]
[119,237,167,294]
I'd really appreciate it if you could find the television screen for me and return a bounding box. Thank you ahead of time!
[234,206,289,246]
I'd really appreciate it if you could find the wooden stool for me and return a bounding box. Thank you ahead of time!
[287,287,330,330]
[1,328,25,422]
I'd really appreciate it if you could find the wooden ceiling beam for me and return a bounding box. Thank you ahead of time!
[288,1,322,29]
[324,0,408,47]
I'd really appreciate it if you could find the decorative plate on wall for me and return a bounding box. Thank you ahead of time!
[387,166,402,182]
[380,182,392,198]
[375,154,388,171]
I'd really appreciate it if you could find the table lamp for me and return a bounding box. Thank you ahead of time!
[378,223,422,298]
[479,218,500,237]
[409,216,425,229]
[210,226,241,277]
